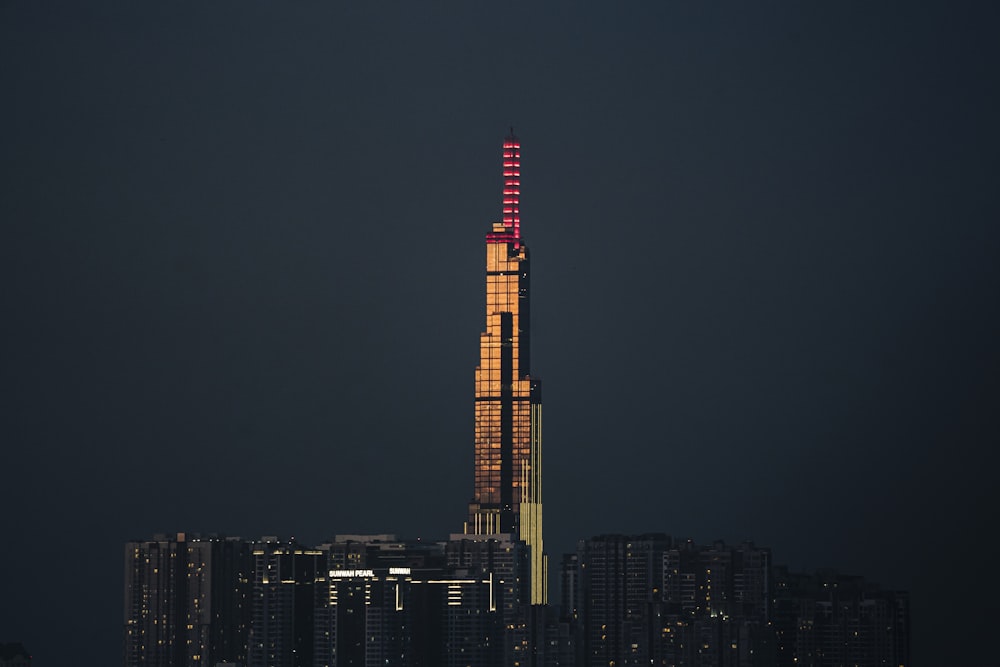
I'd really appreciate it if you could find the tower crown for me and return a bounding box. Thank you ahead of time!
[486,128,521,248]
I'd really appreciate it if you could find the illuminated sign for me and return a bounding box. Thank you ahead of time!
[329,569,374,578]
[389,567,411,575]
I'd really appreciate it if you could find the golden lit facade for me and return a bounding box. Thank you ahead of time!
[465,132,546,604]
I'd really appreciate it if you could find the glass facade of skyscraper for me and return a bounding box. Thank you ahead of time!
[466,133,546,605]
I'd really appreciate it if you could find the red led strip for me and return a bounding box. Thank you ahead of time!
[502,134,520,243]
[486,130,522,247]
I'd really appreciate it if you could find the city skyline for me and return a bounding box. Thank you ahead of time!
[118,137,910,666]
[3,3,999,666]
[121,530,908,666]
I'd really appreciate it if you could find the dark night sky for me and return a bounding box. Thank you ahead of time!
[2,2,999,664]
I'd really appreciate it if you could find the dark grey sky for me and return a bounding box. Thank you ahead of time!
[2,2,998,664]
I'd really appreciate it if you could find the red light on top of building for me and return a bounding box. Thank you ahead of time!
[503,130,520,245]
[486,129,524,248]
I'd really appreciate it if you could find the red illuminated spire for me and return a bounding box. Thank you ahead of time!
[487,129,522,247]
[502,128,521,242]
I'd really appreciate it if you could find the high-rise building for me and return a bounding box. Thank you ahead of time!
[466,131,546,606]
[570,535,775,667]
[247,538,331,667]
[771,567,909,667]
[573,534,674,666]
[322,534,521,667]
[123,533,251,667]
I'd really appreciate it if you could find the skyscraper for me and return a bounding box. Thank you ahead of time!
[570,535,775,667]
[247,539,330,667]
[123,533,251,667]
[465,131,546,605]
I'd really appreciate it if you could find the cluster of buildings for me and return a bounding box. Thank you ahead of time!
[123,134,910,666]
[123,532,909,666]
[564,535,909,666]
[125,532,552,667]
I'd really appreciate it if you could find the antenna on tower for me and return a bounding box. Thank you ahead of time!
[486,130,522,248]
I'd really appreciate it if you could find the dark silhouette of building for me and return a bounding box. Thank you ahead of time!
[569,535,774,667]
[465,131,547,606]
[565,535,911,667]
[123,533,251,667]
[771,567,909,667]
[247,538,330,667]
[323,534,458,667]
[573,534,677,666]
[657,538,775,666]
[326,533,528,667]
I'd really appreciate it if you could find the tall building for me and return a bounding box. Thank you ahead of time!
[123,533,251,667]
[466,131,547,606]
[573,534,674,666]
[247,538,331,667]
[570,535,775,667]
[322,534,521,667]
